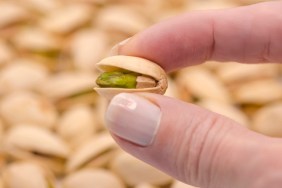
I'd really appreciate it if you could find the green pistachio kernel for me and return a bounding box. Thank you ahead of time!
[96,71,140,88]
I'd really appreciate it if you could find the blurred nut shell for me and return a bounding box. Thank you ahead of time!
[111,152,172,186]
[252,102,282,137]
[3,125,69,173]
[38,71,96,100]
[0,2,29,28]
[0,91,57,129]
[57,104,97,149]
[216,63,280,85]
[2,161,56,188]
[94,55,168,100]
[3,124,69,157]
[40,4,93,34]
[177,67,231,103]
[66,133,118,172]
[62,168,125,188]
[96,5,149,36]
[17,0,61,13]
[70,30,108,70]
[233,79,282,104]
[12,27,61,52]
[0,59,48,94]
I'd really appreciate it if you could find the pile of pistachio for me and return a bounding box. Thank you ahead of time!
[0,0,280,188]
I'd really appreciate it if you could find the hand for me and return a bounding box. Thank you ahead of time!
[105,1,282,188]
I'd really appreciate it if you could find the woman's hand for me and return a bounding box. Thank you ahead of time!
[105,1,282,188]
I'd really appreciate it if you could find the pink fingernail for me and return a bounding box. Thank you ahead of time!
[105,93,161,146]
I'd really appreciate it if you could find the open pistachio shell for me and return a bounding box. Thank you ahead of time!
[66,133,118,172]
[94,55,167,100]
[62,168,125,188]
[2,161,56,188]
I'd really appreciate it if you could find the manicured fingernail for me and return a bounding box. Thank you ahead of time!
[105,93,161,146]
[108,38,131,56]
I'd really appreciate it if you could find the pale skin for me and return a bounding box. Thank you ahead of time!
[107,1,282,188]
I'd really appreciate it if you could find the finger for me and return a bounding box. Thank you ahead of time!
[105,93,282,188]
[116,1,282,72]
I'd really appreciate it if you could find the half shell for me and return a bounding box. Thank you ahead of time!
[94,55,167,100]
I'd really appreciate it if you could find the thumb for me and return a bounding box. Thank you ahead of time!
[105,93,273,188]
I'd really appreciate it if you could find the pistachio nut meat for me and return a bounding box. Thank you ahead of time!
[94,55,168,100]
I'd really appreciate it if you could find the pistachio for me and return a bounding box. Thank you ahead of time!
[12,27,61,53]
[2,125,69,174]
[37,71,98,110]
[216,63,280,85]
[232,79,282,104]
[176,67,231,103]
[0,59,49,95]
[70,30,108,71]
[66,132,118,172]
[96,5,149,37]
[0,91,57,129]
[40,4,93,34]
[110,152,172,186]
[94,55,167,100]
[252,102,282,137]
[96,71,156,89]
[0,2,29,28]
[56,104,98,149]
[62,168,125,188]
[2,161,56,188]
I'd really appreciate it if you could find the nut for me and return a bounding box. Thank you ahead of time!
[2,161,56,188]
[176,67,231,103]
[62,168,125,188]
[2,125,69,174]
[0,59,49,94]
[66,132,118,172]
[94,55,168,100]
[110,152,172,186]
[56,104,98,149]
[0,91,57,128]
[252,102,282,137]
[40,4,93,34]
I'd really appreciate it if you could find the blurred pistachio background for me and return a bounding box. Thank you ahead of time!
[0,0,281,188]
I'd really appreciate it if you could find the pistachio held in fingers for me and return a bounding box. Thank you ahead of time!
[94,55,167,100]
[96,71,157,89]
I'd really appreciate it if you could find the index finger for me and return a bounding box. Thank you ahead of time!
[118,1,282,72]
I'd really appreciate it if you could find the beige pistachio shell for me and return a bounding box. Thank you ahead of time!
[66,132,118,172]
[252,102,282,137]
[110,152,172,186]
[62,168,125,188]
[2,161,56,188]
[57,104,97,149]
[3,125,69,159]
[94,55,168,100]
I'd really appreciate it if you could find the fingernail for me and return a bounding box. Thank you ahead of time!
[106,93,161,146]
[108,38,131,56]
